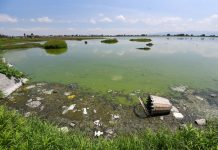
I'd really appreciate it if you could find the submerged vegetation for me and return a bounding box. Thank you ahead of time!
[43,40,67,49]
[130,38,152,42]
[0,106,217,149]
[101,38,118,44]
[45,48,67,55]
[0,60,25,78]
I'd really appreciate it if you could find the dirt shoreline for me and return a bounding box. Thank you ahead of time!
[1,82,208,137]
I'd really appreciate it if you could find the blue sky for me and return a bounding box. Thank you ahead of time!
[0,0,218,35]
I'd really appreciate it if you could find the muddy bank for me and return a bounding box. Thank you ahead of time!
[1,82,209,137]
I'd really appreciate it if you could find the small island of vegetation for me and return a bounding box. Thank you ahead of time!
[146,43,154,47]
[101,38,118,44]
[137,47,151,50]
[130,38,152,42]
[43,40,67,49]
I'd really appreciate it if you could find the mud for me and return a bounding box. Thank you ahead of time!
[1,82,216,137]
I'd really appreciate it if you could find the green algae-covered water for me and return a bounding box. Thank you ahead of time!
[1,37,218,94]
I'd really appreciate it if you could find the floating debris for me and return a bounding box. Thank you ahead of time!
[111,114,120,120]
[62,104,76,114]
[36,97,44,101]
[107,89,113,93]
[36,83,46,86]
[129,93,136,96]
[40,105,45,111]
[105,129,114,135]
[94,120,101,126]
[24,112,31,117]
[25,85,36,90]
[67,95,76,100]
[70,122,76,127]
[195,119,206,126]
[93,109,97,113]
[59,127,69,133]
[94,131,103,137]
[195,96,204,101]
[171,106,179,113]
[26,100,41,108]
[27,99,33,103]
[64,92,71,96]
[83,108,88,115]
[171,85,187,93]
[42,89,54,95]
[160,116,164,120]
[173,112,184,120]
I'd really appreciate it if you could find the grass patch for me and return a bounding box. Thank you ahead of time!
[0,37,104,50]
[0,105,217,149]
[130,38,152,42]
[0,60,25,78]
[43,40,67,49]
[0,43,43,50]
[101,38,118,44]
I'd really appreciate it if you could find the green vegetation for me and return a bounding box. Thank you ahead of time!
[146,43,154,47]
[101,38,118,44]
[43,40,67,49]
[0,91,3,99]
[0,60,25,78]
[0,43,43,50]
[130,38,152,42]
[0,37,104,50]
[0,105,217,149]
[137,47,151,50]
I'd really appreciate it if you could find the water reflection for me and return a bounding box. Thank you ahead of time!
[45,48,67,55]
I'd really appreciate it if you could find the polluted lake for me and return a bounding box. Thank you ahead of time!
[1,37,218,137]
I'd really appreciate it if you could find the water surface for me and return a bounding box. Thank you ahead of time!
[1,37,218,94]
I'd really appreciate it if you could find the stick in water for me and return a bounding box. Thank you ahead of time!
[138,97,147,112]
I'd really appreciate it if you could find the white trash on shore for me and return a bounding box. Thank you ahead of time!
[62,104,76,114]
[94,131,103,137]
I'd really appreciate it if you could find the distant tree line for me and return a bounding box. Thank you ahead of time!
[166,33,217,37]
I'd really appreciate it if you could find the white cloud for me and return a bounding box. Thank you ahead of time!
[30,18,35,22]
[199,14,218,25]
[0,14,17,23]
[142,16,182,25]
[90,19,96,24]
[100,17,112,23]
[116,15,126,21]
[37,17,53,23]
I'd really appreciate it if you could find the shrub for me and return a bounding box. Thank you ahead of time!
[43,40,67,49]
[0,61,24,78]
